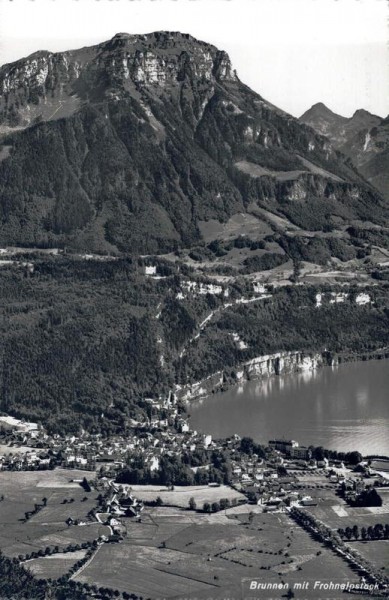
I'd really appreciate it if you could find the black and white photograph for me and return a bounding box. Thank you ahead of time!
[0,0,388,598]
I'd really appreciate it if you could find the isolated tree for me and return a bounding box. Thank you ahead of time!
[188,497,197,511]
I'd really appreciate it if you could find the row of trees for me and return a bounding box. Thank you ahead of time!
[201,498,239,513]
[186,496,239,512]
[24,498,47,522]
[290,508,389,591]
[337,524,389,541]
[18,540,98,563]
[310,447,362,464]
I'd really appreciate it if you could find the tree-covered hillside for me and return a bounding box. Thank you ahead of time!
[0,256,388,434]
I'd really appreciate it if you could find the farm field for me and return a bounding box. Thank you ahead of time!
[0,468,105,558]
[36,522,110,548]
[75,541,216,598]
[0,469,95,492]
[26,550,87,578]
[352,541,389,574]
[304,495,389,531]
[28,490,100,525]
[122,484,246,508]
[198,213,272,243]
[76,509,366,599]
[0,523,67,557]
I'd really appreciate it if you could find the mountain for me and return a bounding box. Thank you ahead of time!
[0,33,389,434]
[300,103,389,200]
[299,102,349,141]
[0,32,387,254]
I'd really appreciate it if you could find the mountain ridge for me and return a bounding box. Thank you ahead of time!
[0,32,387,254]
[300,102,389,200]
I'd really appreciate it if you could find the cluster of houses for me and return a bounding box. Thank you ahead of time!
[0,397,215,477]
[229,453,318,513]
[0,416,53,471]
[107,485,145,518]
[94,484,146,543]
[0,450,52,471]
[1,410,386,521]
[227,437,347,513]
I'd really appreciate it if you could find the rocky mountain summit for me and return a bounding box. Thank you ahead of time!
[0,32,236,129]
[300,103,389,200]
[0,32,387,253]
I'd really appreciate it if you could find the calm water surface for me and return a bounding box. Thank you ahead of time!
[189,359,389,455]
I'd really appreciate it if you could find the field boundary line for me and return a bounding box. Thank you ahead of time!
[70,544,101,580]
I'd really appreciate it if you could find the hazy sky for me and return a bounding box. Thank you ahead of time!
[0,0,387,118]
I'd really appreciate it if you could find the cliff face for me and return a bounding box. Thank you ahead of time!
[177,350,337,401]
[0,32,236,129]
[0,32,387,253]
[244,350,336,379]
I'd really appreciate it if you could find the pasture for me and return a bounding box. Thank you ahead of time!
[75,542,216,598]
[0,468,379,598]
[198,213,272,244]
[0,468,104,558]
[353,541,389,574]
[76,508,364,599]
[123,484,245,508]
[305,502,389,530]
[26,550,87,578]
[37,522,110,548]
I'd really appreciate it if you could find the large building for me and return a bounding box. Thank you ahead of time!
[289,445,312,460]
[269,439,299,454]
[269,439,311,460]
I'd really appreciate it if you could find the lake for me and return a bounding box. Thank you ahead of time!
[189,359,389,456]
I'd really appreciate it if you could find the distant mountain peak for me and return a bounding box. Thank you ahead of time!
[350,108,382,124]
[300,102,344,121]
[300,101,388,200]
[311,102,335,112]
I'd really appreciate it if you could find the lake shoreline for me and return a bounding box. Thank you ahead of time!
[185,350,389,456]
[177,346,389,406]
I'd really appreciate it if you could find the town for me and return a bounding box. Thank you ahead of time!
[1,406,388,511]
[1,397,389,599]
